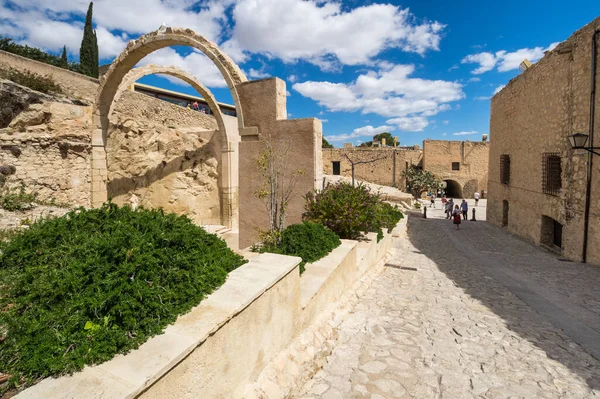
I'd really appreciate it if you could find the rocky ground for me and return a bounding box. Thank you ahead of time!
[0,205,71,232]
[293,212,600,398]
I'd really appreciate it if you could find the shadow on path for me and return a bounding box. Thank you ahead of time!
[408,215,600,390]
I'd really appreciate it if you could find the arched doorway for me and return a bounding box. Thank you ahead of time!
[444,179,463,198]
[92,28,249,228]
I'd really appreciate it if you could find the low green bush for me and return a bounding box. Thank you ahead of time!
[253,221,341,274]
[377,202,404,233]
[0,68,63,95]
[0,203,246,393]
[0,183,38,211]
[303,182,380,240]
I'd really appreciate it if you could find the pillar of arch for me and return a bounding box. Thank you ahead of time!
[92,28,248,228]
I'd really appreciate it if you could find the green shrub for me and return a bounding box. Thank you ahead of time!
[0,36,82,74]
[303,183,404,242]
[303,182,381,240]
[0,182,37,211]
[377,202,404,233]
[0,203,246,392]
[0,68,63,94]
[254,221,341,274]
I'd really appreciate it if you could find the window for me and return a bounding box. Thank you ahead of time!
[542,153,562,196]
[332,161,341,175]
[452,162,460,171]
[500,154,510,185]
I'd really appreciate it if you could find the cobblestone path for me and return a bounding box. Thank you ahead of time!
[294,215,600,398]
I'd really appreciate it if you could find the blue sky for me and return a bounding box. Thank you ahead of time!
[1,0,599,147]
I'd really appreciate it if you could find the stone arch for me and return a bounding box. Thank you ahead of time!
[91,27,249,228]
[444,179,463,198]
[110,64,234,227]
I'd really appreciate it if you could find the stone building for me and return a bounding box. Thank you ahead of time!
[422,139,490,198]
[322,146,422,189]
[323,139,489,198]
[487,17,600,265]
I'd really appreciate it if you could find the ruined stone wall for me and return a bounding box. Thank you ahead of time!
[0,50,99,102]
[487,17,600,264]
[422,140,490,198]
[322,147,422,189]
[0,52,223,222]
[106,118,221,225]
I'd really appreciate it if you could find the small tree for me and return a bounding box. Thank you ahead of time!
[60,46,68,68]
[255,136,304,245]
[402,165,442,197]
[373,132,394,146]
[322,137,334,148]
[79,2,99,78]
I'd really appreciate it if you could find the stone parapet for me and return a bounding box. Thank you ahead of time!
[15,230,399,398]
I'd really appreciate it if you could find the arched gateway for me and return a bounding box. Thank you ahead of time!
[92,27,323,248]
[92,28,248,229]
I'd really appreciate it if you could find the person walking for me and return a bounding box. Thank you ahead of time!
[460,199,468,220]
[474,191,480,206]
[192,101,199,111]
[441,195,447,211]
[446,199,454,219]
[453,204,462,230]
[430,193,436,208]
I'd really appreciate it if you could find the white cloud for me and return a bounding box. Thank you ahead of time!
[386,116,429,132]
[462,42,560,74]
[452,131,478,136]
[442,120,450,125]
[228,0,445,70]
[468,77,481,82]
[288,74,298,83]
[0,0,233,60]
[286,90,291,97]
[247,68,271,79]
[326,125,394,142]
[494,85,505,94]
[442,133,447,136]
[461,52,497,74]
[293,63,463,132]
[318,118,328,123]
[138,47,227,88]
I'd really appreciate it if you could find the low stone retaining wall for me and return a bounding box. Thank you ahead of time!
[16,227,401,399]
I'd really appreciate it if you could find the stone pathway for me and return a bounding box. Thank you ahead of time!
[293,215,600,398]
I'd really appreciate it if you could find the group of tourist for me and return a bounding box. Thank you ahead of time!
[428,191,480,230]
[185,101,209,114]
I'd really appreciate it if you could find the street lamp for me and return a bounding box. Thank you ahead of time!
[568,132,600,156]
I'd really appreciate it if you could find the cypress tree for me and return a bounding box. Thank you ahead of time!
[60,46,68,68]
[79,2,97,77]
[92,30,99,78]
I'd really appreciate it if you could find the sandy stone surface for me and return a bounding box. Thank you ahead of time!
[293,215,600,398]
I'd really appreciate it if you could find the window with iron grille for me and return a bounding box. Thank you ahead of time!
[500,154,510,185]
[451,162,460,171]
[542,153,561,196]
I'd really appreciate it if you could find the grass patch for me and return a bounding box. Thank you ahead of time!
[253,221,341,274]
[0,203,246,393]
[0,68,63,95]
